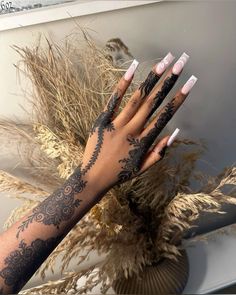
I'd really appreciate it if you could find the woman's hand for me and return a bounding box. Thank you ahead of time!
[0,52,198,294]
[81,52,197,193]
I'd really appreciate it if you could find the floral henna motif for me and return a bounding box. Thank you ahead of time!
[118,136,147,182]
[148,73,178,119]
[118,100,175,183]
[0,92,124,292]
[139,71,159,100]
[16,92,121,238]
[85,91,120,174]
[90,91,120,136]
[16,167,85,238]
[145,100,176,144]
[0,236,62,293]
[158,145,168,158]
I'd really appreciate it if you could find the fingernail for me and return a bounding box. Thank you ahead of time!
[155,52,175,75]
[167,128,180,146]
[181,75,198,95]
[124,59,139,81]
[172,52,189,75]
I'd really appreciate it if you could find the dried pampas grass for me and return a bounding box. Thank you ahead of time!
[0,30,235,294]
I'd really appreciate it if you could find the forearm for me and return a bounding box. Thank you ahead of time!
[0,167,103,294]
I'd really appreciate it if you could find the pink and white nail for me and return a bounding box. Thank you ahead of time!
[181,75,198,95]
[124,59,139,81]
[172,52,189,75]
[155,52,175,75]
[167,128,180,146]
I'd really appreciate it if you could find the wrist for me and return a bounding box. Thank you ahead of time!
[69,166,108,203]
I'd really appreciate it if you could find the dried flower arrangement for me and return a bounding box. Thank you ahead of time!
[0,31,235,294]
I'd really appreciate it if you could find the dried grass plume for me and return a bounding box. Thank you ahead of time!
[0,31,235,293]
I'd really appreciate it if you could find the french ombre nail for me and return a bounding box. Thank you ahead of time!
[124,59,139,81]
[181,75,198,95]
[172,52,189,75]
[167,128,180,147]
[155,52,175,75]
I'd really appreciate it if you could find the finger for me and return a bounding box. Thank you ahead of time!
[137,128,180,174]
[148,52,189,119]
[140,75,198,145]
[127,53,189,134]
[113,52,175,128]
[103,59,139,121]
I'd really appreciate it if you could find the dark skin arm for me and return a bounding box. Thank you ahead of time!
[0,52,197,294]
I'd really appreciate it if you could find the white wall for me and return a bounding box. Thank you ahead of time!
[1,1,236,169]
[0,0,236,290]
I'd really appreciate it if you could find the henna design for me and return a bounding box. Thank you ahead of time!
[16,167,85,238]
[118,70,174,182]
[139,71,159,100]
[0,236,62,293]
[0,91,124,293]
[145,100,176,144]
[17,92,121,237]
[159,146,168,158]
[118,136,147,182]
[85,91,120,174]
[90,91,120,137]
[148,73,178,119]
[118,100,175,183]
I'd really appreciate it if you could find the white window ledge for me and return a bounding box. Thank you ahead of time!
[0,0,161,32]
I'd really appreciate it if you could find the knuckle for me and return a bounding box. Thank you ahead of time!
[146,97,154,108]
[130,97,139,107]
[116,86,123,94]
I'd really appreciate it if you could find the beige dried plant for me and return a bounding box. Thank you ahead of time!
[0,30,235,294]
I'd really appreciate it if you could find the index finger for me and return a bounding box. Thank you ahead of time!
[103,59,139,120]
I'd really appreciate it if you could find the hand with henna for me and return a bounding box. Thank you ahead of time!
[82,52,197,193]
[0,52,197,294]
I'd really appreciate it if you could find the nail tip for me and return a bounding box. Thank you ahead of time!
[167,128,180,146]
[172,52,189,75]
[167,52,175,59]
[133,59,139,66]
[181,75,198,95]
[190,74,198,81]
[175,127,180,133]
[155,52,175,75]
[183,52,190,59]
[187,75,198,84]
[124,59,139,81]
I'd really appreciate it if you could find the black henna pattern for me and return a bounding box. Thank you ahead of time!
[85,92,120,174]
[148,73,178,119]
[1,91,122,293]
[159,145,168,158]
[139,71,159,100]
[146,100,176,140]
[16,167,85,238]
[90,91,120,137]
[0,236,62,293]
[16,92,121,237]
[118,100,175,183]
[5,80,177,294]
[118,136,147,182]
